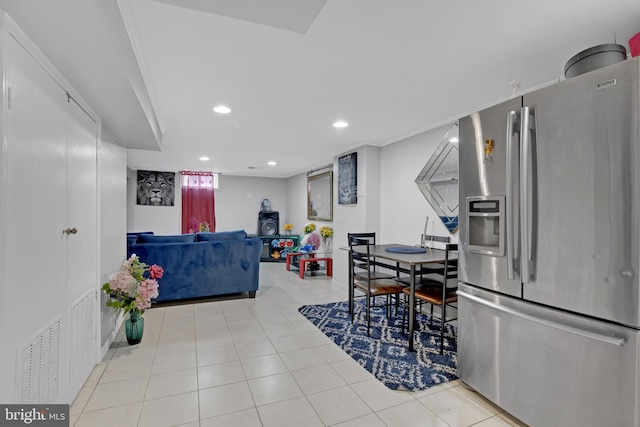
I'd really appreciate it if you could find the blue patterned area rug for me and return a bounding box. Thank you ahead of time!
[298,298,457,391]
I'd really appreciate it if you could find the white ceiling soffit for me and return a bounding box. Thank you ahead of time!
[0,0,162,151]
[151,0,328,34]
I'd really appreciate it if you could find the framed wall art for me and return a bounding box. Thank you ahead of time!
[338,152,357,204]
[307,171,333,221]
[137,170,176,206]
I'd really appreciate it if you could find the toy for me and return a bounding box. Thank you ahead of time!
[300,244,315,253]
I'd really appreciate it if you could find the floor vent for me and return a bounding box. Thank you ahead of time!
[70,290,94,378]
[17,317,61,404]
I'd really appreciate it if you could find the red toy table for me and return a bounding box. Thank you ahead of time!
[285,252,333,279]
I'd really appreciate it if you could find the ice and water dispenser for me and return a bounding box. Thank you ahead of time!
[466,196,505,256]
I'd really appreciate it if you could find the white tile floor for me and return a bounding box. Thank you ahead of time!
[70,262,528,427]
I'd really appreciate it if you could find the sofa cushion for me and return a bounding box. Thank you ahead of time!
[127,231,154,237]
[127,231,154,245]
[137,234,196,244]
[196,230,248,242]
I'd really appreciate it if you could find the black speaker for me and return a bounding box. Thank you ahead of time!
[258,211,279,235]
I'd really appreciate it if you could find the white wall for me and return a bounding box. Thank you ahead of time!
[285,128,460,287]
[215,175,287,234]
[127,168,181,234]
[284,146,387,286]
[331,145,383,286]
[127,173,287,235]
[286,170,334,237]
[380,123,459,320]
[380,123,459,245]
[99,139,127,354]
[285,172,307,235]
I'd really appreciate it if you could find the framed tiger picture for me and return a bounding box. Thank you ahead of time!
[338,152,357,204]
[136,170,175,206]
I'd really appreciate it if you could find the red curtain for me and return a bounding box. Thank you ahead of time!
[181,171,216,234]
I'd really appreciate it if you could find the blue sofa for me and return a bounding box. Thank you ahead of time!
[127,230,261,302]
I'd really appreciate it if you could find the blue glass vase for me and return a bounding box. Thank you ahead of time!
[125,310,144,345]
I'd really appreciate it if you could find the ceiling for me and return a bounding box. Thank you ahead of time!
[1,0,639,178]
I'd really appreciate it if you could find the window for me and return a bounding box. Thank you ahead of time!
[181,171,217,233]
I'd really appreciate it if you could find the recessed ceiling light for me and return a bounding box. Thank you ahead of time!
[449,136,459,143]
[213,105,231,114]
[333,120,349,128]
[267,161,277,166]
[199,156,210,161]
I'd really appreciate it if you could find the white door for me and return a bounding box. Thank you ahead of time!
[65,97,97,393]
[4,34,68,403]
[1,34,97,404]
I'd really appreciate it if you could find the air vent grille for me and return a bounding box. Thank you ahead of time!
[18,318,61,404]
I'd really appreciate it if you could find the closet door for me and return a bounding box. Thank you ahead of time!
[65,98,97,392]
[4,34,68,403]
[2,34,97,404]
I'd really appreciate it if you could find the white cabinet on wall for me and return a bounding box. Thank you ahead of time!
[0,15,98,404]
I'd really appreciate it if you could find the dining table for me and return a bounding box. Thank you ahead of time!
[344,243,457,352]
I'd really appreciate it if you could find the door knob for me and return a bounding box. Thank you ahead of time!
[64,228,77,235]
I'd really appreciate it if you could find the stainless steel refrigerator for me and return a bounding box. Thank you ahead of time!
[457,57,640,427]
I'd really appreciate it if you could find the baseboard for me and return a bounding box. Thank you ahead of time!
[331,278,348,290]
[100,315,123,361]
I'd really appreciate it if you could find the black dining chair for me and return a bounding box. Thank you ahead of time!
[347,232,395,281]
[402,243,458,353]
[348,233,404,336]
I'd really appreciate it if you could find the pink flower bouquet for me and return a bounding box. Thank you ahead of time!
[301,230,321,250]
[102,254,162,315]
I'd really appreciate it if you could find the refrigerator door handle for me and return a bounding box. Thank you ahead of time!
[457,290,627,347]
[520,106,534,283]
[506,110,518,280]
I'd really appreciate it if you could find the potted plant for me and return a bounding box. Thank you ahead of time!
[301,223,321,271]
[320,226,333,255]
[283,223,294,235]
[102,254,163,345]
[302,222,316,235]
